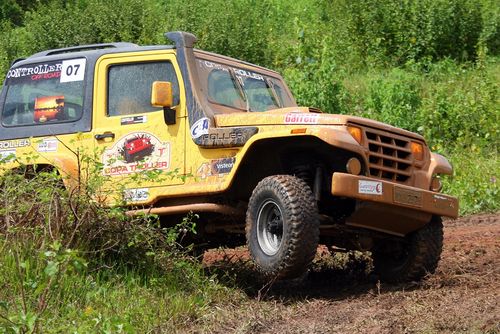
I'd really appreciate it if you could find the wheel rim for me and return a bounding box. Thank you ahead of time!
[376,240,411,272]
[256,199,284,256]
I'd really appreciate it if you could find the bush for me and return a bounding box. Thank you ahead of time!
[319,0,485,67]
[0,154,225,332]
[445,150,499,215]
[362,68,422,132]
[418,61,499,152]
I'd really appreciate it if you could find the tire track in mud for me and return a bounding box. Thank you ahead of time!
[194,213,499,334]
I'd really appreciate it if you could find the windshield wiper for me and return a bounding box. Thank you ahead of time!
[265,78,282,108]
[229,68,250,112]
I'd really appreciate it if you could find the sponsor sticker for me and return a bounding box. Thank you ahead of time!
[190,117,210,139]
[101,132,170,176]
[212,157,235,174]
[6,61,62,84]
[198,60,265,81]
[0,150,16,162]
[124,188,150,202]
[197,157,236,179]
[358,180,383,195]
[284,113,319,124]
[37,138,58,152]
[121,115,147,125]
[0,139,30,150]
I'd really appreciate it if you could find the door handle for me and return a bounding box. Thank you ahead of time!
[95,132,115,140]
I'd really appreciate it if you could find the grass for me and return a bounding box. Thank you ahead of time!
[0,238,235,333]
[445,150,499,215]
[0,166,237,333]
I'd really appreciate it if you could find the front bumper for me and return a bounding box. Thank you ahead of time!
[331,173,459,219]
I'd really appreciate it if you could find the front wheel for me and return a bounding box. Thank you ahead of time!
[246,175,319,280]
[372,216,444,283]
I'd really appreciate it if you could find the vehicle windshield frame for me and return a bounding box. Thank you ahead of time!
[194,52,296,114]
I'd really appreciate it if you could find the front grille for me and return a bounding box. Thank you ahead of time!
[364,128,413,183]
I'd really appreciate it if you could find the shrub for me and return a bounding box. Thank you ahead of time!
[318,0,485,67]
[362,68,422,132]
[445,150,499,215]
[419,61,499,152]
[0,152,220,332]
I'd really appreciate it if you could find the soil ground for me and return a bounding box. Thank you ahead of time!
[191,213,499,334]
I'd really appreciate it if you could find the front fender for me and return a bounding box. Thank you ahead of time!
[427,152,453,177]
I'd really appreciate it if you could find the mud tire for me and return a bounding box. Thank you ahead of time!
[246,175,319,280]
[372,216,444,283]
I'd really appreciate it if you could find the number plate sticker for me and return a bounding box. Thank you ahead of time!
[394,186,423,207]
[60,58,86,83]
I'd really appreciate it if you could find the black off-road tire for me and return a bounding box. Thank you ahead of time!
[372,216,444,283]
[246,175,320,280]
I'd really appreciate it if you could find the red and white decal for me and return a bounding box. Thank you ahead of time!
[284,113,319,124]
[102,132,170,176]
[358,180,383,195]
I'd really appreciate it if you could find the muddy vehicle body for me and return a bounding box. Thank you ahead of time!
[0,32,458,282]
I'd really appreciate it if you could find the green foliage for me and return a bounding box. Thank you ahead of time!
[418,61,499,152]
[0,0,497,213]
[445,151,499,215]
[318,0,484,67]
[362,68,422,132]
[0,153,229,332]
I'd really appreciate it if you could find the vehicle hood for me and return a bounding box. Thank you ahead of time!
[214,107,425,141]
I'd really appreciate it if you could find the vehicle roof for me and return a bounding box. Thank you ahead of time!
[14,43,278,75]
[13,44,174,67]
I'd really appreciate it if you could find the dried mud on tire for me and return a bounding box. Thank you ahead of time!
[197,213,500,334]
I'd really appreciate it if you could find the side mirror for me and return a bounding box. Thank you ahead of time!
[151,81,173,107]
[151,81,176,125]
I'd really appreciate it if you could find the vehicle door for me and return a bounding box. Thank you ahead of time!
[92,51,186,202]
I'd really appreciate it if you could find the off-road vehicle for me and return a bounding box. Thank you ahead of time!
[0,32,458,282]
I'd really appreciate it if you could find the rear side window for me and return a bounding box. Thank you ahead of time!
[2,59,86,126]
[107,61,180,117]
[207,69,246,109]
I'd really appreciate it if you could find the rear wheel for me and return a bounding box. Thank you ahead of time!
[372,216,443,283]
[246,175,319,279]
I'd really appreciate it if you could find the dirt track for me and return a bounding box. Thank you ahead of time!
[194,213,499,333]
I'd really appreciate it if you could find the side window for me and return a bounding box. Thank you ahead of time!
[107,61,180,117]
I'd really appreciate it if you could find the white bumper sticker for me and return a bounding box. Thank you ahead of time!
[124,188,149,202]
[358,180,383,195]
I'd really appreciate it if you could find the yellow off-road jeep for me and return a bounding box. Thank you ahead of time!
[0,31,458,282]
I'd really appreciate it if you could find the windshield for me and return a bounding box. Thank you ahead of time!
[196,57,295,113]
[2,59,85,126]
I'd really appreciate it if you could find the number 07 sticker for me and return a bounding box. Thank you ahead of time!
[60,58,86,83]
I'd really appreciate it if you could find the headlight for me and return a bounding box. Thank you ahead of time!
[411,142,424,160]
